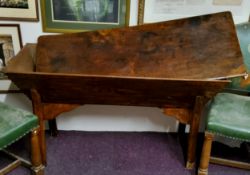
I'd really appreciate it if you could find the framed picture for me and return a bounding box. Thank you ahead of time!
[0,24,22,80]
[138,0,244,25]
[0,0,39,21]
[41,0,130,33]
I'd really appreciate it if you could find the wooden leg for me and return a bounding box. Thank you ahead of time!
[31,128,45,175]
[39,120,46,166]
[0,158,21,174]
[198,132,214,175]
[186,96,206,169]
[178,123,187,163]
[163,108,191,167]
[48,119,58,137]
[31,89,47,165]
[178,123,186,135]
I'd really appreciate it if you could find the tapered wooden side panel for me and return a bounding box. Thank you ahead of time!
[7,73,229,108]
[36,12,245,80]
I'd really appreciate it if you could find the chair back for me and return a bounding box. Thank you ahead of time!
[227,22,250,92]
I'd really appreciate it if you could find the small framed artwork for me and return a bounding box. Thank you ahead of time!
[41,0,130,33]
[0,0,39,21]
[138,0,244,25]
[0,24,22,79]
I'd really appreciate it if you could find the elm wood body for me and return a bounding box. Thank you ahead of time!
[5,12,246,169]
[36,12,245,79]
[6,73,229,108]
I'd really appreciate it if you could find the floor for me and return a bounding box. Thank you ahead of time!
[0,131,249,175]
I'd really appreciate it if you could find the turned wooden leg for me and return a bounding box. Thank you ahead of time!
[31,89,47,165]
[31,128,45,175]
[198,132,214,175]
[186,96,205,169]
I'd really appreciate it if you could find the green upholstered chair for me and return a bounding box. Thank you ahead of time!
[198,22,250,175]
[0,102,44,175]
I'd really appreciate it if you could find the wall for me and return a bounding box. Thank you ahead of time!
[0,0,249,132]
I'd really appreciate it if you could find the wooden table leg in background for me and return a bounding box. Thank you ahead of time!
[48,119,58,137]
[31,89,47,166]
[163,108,192,168]
[186,96,206,169]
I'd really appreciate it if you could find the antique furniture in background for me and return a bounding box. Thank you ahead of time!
[0,102,44,175]
[5,12,246,169]
[198,22,250,175]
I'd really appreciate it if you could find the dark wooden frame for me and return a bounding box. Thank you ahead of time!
[0,0,39,22]
[0,24,23,53]
[0,24,22,81]
[0,24,23,93]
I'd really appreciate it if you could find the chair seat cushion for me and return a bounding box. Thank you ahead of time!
[0,102,38,149]
[206,93,250,141]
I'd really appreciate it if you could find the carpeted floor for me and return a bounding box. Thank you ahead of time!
[0,131,249,175]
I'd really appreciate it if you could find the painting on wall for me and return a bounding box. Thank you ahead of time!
[138,0,244,25]
[0,0,39,21]
[0,0,29,8]
[0,24,22,79]
[41,0,130,33]
[0,35,15,68]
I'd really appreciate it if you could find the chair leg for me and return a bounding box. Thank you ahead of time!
[198,132,214,175]
[31,127,45,175]
[0,158,21,174]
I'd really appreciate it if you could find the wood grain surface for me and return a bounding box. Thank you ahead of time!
[36,12,245,80]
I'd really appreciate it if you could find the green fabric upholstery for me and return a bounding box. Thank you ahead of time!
[236,22,250,72]
[227,22,250,91]
[0,102,38,150]
[206,93,250,141]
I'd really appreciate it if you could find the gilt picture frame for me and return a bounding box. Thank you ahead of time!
[138,0,145,25]
[41,0,130,33]
[0,0,39,21]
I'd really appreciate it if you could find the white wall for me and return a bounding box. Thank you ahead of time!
[0,0,249,132]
